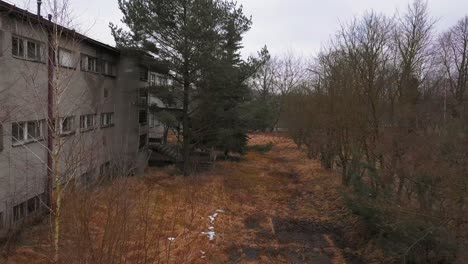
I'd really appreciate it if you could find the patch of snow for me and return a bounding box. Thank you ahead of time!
[168,237,175,241]
[201,231,216,240]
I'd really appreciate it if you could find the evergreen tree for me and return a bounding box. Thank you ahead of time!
[111,0,259,173]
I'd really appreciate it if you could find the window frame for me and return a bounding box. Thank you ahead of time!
[100,112,114,128]
[59,116,75,136]
[58,48,75,69]
[11,35,44,62]
[80,114,96,132]
[101,60,116,77]
[11,120,44,146]
[80,54,99,73]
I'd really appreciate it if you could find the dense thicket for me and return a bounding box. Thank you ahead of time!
[282,1,468,262]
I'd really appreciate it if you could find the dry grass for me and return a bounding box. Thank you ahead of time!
[2,133,364,264]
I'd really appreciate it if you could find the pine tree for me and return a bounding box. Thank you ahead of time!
[111,0,258,173]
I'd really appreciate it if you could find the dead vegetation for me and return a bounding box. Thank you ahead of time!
[2,133,369,263]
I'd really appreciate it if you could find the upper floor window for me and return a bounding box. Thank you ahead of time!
[80,114,96,131]
[102,61,116,76]
[12,35,43,62]
[138,110,147,125]
[150,73,157,86]
[140,68,148,81]
[81,54,98,73]
[12,120,44,145]
[58,48,74,68]
[101,112,114,127]
[60,116,75,135]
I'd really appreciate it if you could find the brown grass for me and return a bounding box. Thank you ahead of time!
[2,133,365,264]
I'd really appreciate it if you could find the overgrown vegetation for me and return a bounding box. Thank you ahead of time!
[3,134,360,263]
[281,1,468,262]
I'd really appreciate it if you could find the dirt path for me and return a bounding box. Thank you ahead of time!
[212,134,362,263]
[3,134,363,263]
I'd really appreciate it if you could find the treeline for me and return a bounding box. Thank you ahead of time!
[277,1,467,262]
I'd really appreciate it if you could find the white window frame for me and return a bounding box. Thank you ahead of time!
[80,114,96,131]
[11,120,44,146]
[100,112,114,127]
[12,35,43,61]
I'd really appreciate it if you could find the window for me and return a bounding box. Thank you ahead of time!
[139,134,147,150]
[27,196,40,214]
[140,68,148,81]
[103,88,109,98]
[12,36,24,57]
[102,61,116,76]
[81,54,98,72]
[101,112,114,127]
[150,73,156,86]
[12,120,43,144]
[0,212,3,229]
[139,110,147,125]
[58,48,74,68]
[60,116,75,134]
[80,114,96,131]
[13,202,25,222]
[12,35,43,61]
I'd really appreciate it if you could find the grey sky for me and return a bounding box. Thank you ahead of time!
[9,0,468,57]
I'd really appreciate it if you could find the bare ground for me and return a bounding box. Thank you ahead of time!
[1,133,367,263]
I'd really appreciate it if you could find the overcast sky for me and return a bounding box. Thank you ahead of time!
[9,0,468,58]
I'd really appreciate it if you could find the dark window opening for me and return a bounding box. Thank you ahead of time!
[139,110,147,125]
[139,134,147,150]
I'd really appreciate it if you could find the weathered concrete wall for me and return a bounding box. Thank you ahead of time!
[0,13,150,236]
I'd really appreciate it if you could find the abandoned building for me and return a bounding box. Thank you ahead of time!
[0,0,170,238]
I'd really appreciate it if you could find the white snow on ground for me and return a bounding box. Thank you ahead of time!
[201,209,225,241]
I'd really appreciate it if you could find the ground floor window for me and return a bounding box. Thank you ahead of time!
[27,196,40,214]
[139,134,147,150]
[13,202,25,222]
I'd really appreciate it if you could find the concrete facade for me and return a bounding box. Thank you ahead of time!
[0,1,157,237]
